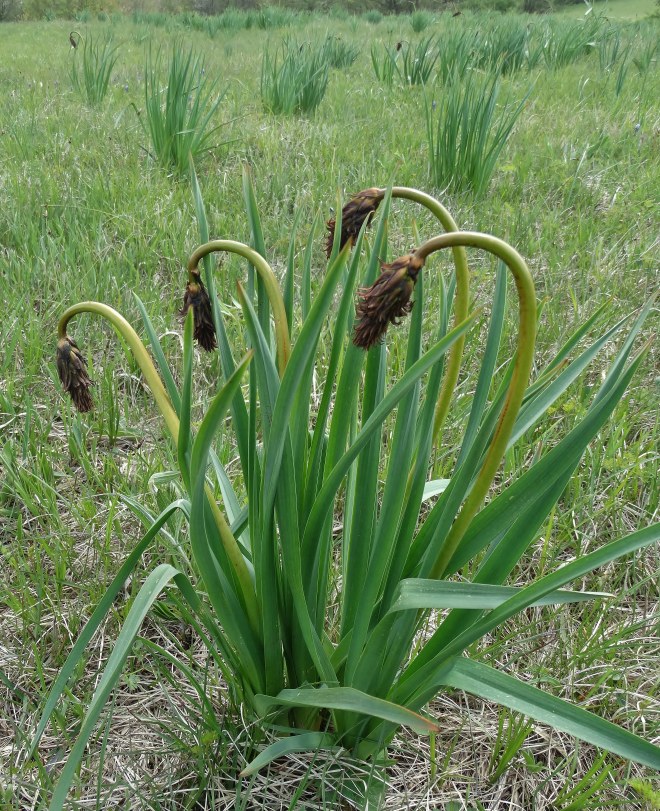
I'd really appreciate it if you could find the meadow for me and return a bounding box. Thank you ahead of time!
[0,6,658,810]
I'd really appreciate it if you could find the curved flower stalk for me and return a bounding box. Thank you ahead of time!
[184,239,291,377]
[56,302,259,629]
[354,231,536,578]
[326,185,470,447]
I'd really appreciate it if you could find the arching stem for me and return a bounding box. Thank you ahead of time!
[187,240,291,377]
[412,232,536,579]
[57,302,259,631]
[388,187,470,447]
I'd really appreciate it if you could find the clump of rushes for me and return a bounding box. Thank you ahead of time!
[325,187,383,257]
[39,182,660,810]
[354,254,424,349]
[56,335,93,412]
[180,268,217,351]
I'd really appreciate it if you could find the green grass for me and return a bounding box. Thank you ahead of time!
[0,9,658,810]
[557,0,657,20]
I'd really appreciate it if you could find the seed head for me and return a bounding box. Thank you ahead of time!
[180,270,217,352]
[353,254,425,350]
[325,187,383,258]
[57,336,93,412]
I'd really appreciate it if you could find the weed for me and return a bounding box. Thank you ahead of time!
[140,45,228,175]
[70,32,118,107]
[425,74,530,196]
[261,38,329,115]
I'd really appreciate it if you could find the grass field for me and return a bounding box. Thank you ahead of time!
[0,7,658,810]
[557,0,657,20]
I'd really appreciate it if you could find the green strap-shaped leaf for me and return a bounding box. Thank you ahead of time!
[134,293,181,414]
[48,564,187,810]
[28,500,186,761]
[455,262,506,468]
[388,579,610,611]
[421,479,451,501]
[436,657,660,770]
[191,163,250,480]
[242,164,270,339]
[177,310,194,492]
[254,686,439,736]
[304,231,363,523]
[241,732,338,777]
[396,520,660,706]
[302,311,479,561]
[189,353,264,691]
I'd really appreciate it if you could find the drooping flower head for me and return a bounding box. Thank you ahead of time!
[56,335,93,412]
[180,269,217,352]
[325,187,384,258]
[353,253,425,350]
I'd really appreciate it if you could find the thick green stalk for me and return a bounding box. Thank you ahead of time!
[187,239,291,376]
[388,187,470,446]
[57,302,259,631]
[413,233,536,579]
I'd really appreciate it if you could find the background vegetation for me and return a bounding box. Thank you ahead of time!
[3,0,659,23]
[0,3,658,809]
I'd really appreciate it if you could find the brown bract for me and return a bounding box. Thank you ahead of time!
[57,335,93,412]
[353,254,425,350]
[325,187,384,258]
[180,271,217,352]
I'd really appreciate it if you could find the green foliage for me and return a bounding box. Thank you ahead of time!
[371,37,439,86]
[256,5,299,28]
[425,74,529,196]
[363,9,382,23]
[522,0,552,12]
[472,17,531,75]
[410,9,433,32]
[435,28,476,83]
[261,38,329,115]
[0,0,22,21]
[371,41,399,86]
[37,173,659,807]
[398,35,439,85]
[322,34,360,69]
[543,16,604,68]
[140,45,227,175]
[70,32,118,106]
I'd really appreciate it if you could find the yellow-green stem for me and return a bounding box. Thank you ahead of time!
[413,233,536,580]
[58,302,260,631]
[187,239,291,377]
[387,187,470,447]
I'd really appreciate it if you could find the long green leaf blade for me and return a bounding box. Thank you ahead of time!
[241,733,338,776]
[437,657,660,770]
[389,579,610,611]
[28,501,186,761]
[48,564,184,810]
[254,687,439,735]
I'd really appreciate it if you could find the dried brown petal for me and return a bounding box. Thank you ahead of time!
[325,187,384,258]
[57,336,93,412]
[180,271,217,352]
[353,254,424,350]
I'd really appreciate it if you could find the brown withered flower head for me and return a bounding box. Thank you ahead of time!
[57,335,93,412]
[353,253,425,350]
[325,187,384,258]
[180,269,217,352]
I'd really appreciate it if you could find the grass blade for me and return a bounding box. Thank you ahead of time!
[437,658,660,770]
